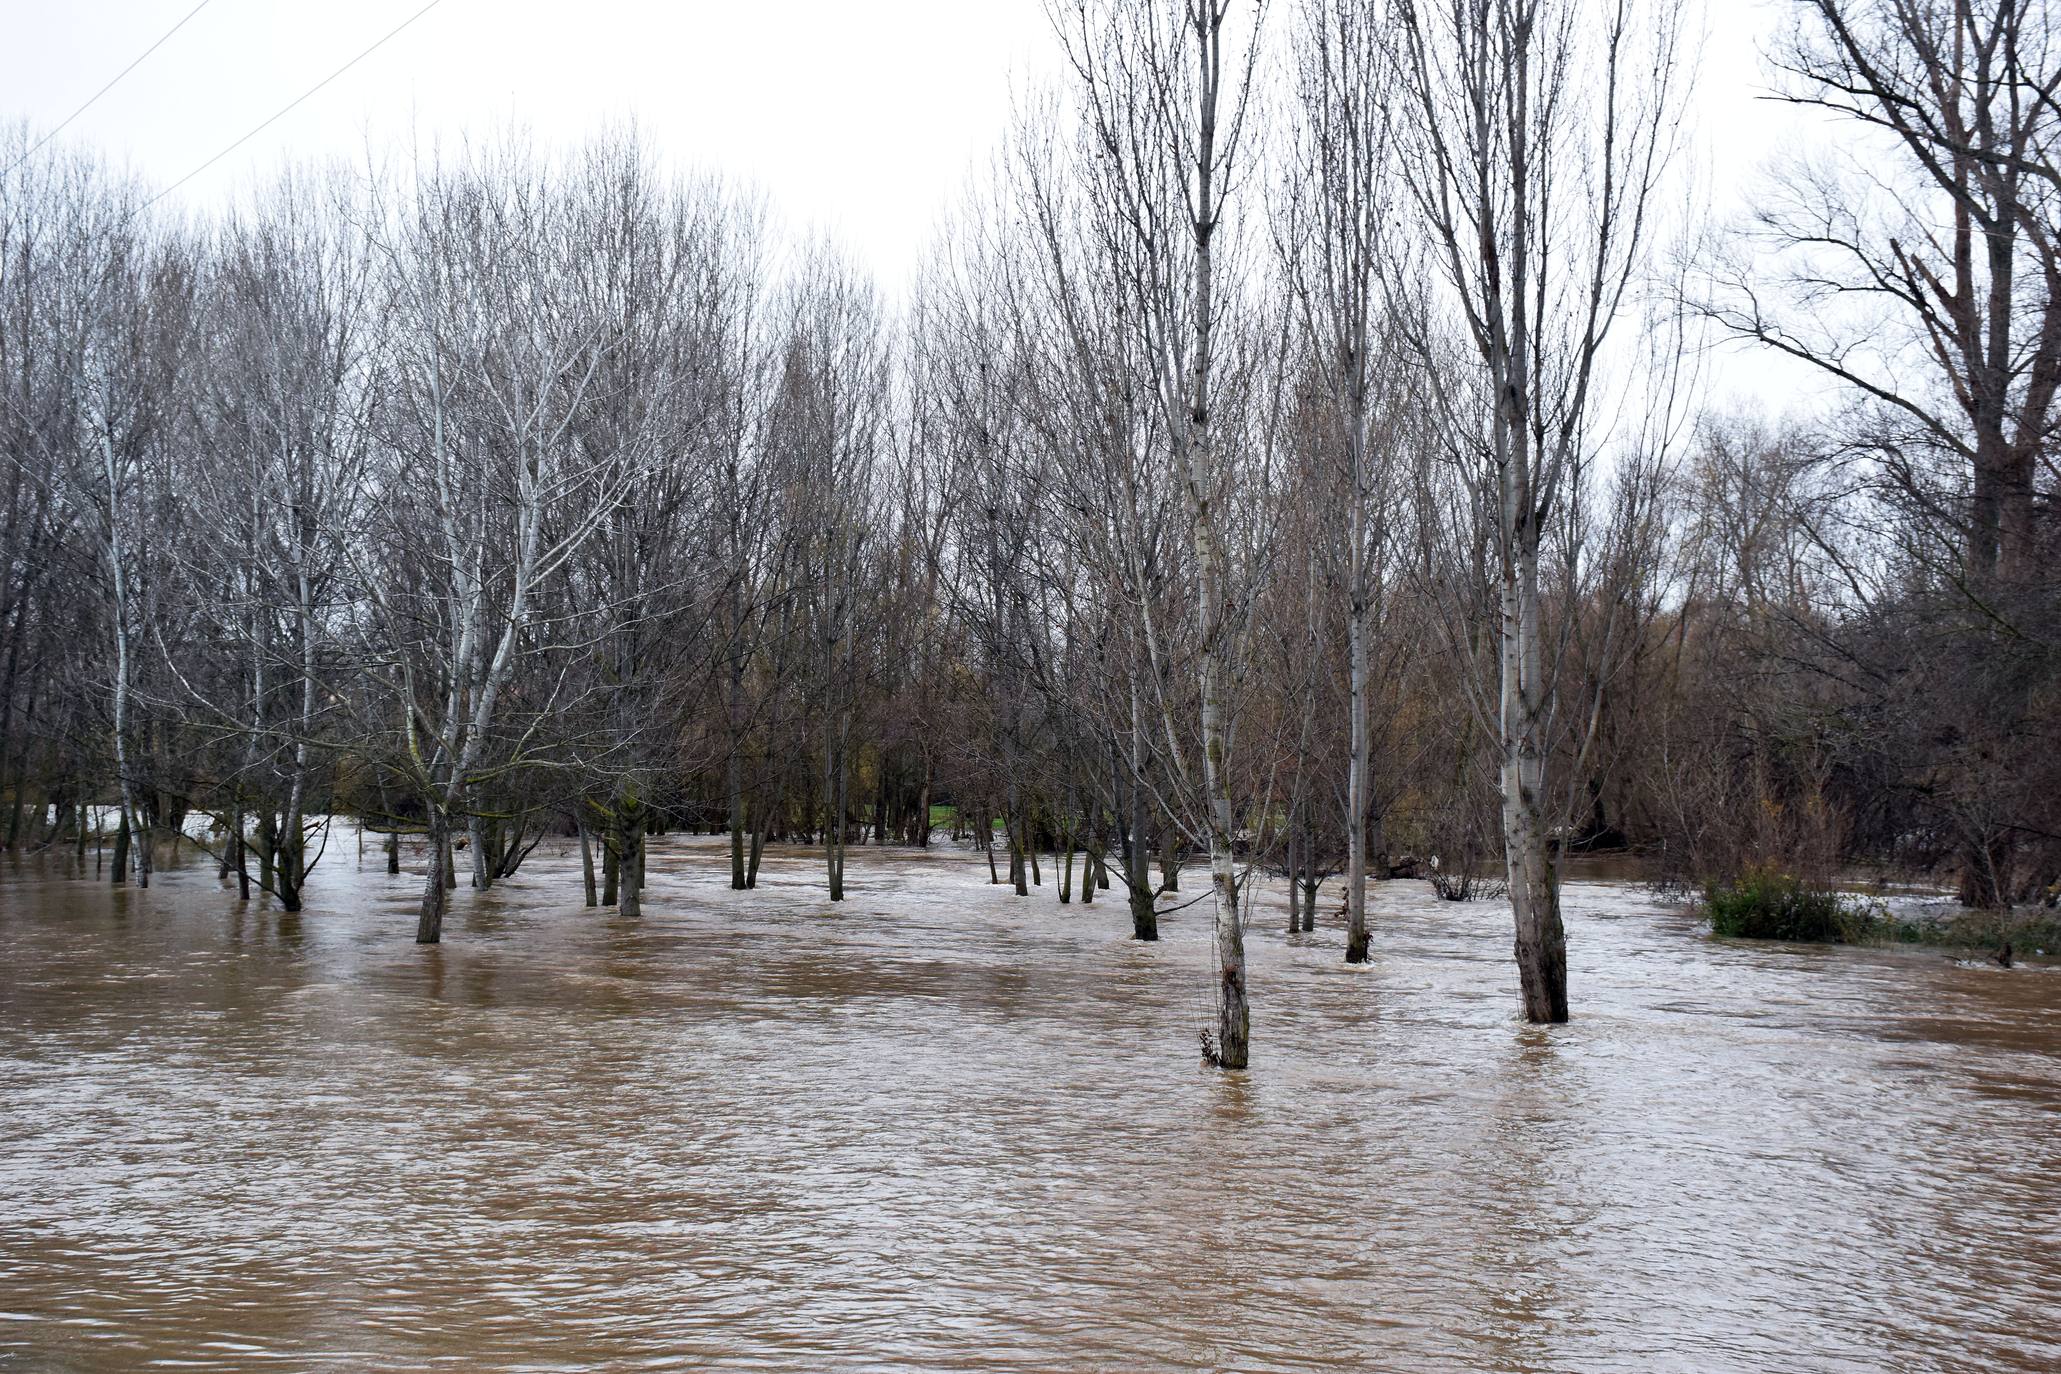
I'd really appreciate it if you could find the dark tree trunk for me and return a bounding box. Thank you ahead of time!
[1122,758,1157,941]
[1058,824,1075,905]
[618,806,643,919]
[416,815,450,944]
[256,813,277,894]
[1128,878,1158,942]
[234,810,251,902]
[276,818,304,913]
[1288,828,1303,935]
[728,748,748,890]
[916,756,932,848]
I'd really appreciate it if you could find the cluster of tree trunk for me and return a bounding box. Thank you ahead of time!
[0,0,2055,1068]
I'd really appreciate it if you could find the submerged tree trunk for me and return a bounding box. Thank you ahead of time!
[1005,778,1028,897]
[97,402,141,893]
[1503,537,1568,1023]
[1122,726,1158,941]
[1127,869,1158,941]
[1195,509,1248,1068]
[825,739,847,902]
[231,807,251,901]
[276,821,304,913]
[1176,100,1245,1057]
[255,812,276,895]
[1287,826,1303,935]
[618,802,644,919]
[1345,586,1371,963]
[727,734,748,890]
[579,822,597,907]
[467,815,490,890]
[416,813,450,944]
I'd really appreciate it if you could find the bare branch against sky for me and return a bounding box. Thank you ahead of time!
[3,0,1812,403]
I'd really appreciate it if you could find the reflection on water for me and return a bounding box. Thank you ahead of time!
[1,831,2057,1372]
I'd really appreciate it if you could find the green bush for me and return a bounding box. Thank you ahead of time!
[1703,868,1869,943]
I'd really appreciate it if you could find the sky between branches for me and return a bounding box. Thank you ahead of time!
[2,0,1824,412]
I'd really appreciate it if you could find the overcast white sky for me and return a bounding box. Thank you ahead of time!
[2,0,1817,409]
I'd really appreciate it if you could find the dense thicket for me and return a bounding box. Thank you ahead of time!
[1,0,2055,1055]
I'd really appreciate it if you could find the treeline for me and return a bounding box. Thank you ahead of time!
[1,0,2055,1060]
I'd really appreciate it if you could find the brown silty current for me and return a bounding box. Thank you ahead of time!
[1,832,2057,1372]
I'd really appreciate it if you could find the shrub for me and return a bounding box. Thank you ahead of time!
[1429,866,1506,902]
[1703,867,1869,943]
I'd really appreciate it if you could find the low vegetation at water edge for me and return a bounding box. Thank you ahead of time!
[1703,868,2061,954]
[1703,869,1873,943]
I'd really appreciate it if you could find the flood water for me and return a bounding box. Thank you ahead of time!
[2,832,2057,1373]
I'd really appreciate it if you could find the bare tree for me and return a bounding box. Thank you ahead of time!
[1698,0,2061,905]
[1277,0,1414,962]
[1389,0,1686,1021]
[769,244,889,901]
[1710,0,2061,589]
[367,140,643,943]
[1048,0,1271,1068]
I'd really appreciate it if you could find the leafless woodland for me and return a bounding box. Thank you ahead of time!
[2,0,2057,1065]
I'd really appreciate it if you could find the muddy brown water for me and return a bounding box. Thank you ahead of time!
[1,832,2056,1373]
